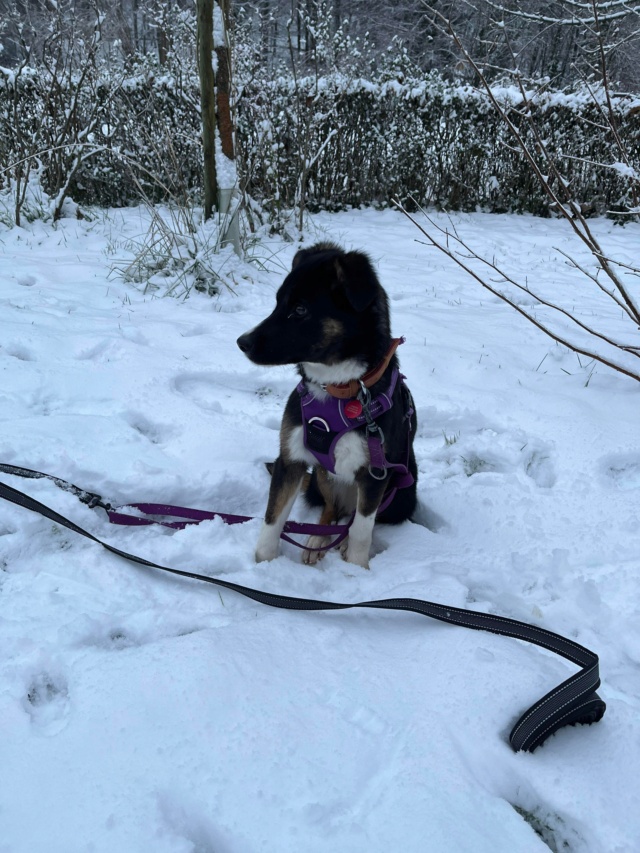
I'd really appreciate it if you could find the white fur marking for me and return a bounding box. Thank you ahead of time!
[255,522,282,563]
[332,431,368,482]
[301,358,367,387]
[255,487,299,562]
[344,509,376,569]
[286,425,316,466]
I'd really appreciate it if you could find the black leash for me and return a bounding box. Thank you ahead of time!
[0,464,606,753]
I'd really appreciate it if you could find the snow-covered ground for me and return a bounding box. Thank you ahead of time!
[1,207,639,853]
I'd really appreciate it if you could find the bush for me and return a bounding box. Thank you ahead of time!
[2,65,638,218]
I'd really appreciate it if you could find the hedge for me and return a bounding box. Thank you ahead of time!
[1,66,638,217]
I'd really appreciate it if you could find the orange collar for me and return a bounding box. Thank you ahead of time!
[323,337,404,399]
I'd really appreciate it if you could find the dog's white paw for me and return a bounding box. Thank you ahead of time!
[255,546,279,563]
[302,536,332,565]
[255,522,281,563]
[341,537,370,569]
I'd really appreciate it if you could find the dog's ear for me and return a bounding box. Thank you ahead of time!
[334,251,379,312]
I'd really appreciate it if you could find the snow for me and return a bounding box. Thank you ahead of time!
[611,161,639,181]
[1,206,639,852]
[215,144,237,190]
[255,72,640,120]
[212,3,226,49]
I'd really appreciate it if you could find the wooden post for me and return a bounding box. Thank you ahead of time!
[196,0,217,220]
[215,0,234,162]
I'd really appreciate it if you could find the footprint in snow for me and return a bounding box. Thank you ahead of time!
[172,371,287,421]
[508,798,587,852]
[71,614,212,653]
[3,342,36,362]
[123,410,176,445]
[75,339,111,361]
[16,274,37,287]
[156,790,228,853]
[601,453,640,491]
[424,419,557,489]
[172,372,225,413]
[179,323,209,338]
[24,672,71,735]
[523,446,557,488]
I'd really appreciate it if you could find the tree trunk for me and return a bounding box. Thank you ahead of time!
[157,4,169,66]
[215,0,234,162]
[196,0,218,219]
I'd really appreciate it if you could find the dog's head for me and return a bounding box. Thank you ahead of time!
[237,243,390,372]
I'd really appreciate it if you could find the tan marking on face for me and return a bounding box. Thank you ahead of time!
[321,318,344,349]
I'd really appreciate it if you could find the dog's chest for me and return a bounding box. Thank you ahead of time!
[286,425,367,481]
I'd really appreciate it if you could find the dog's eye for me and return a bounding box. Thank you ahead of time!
[289,304,307,319]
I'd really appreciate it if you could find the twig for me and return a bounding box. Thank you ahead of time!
[393,198,640,383]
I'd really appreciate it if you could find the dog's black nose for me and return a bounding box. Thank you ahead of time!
[237,332,251,353]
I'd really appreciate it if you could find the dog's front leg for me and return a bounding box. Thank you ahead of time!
[303,501,337,565]
[343,473,388,569]
[255,456,307,563]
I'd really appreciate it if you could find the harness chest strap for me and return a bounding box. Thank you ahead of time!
[298,368,410,481]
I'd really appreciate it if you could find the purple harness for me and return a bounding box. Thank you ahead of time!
[297,368,414,504]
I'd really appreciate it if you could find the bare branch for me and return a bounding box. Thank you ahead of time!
[393,198,640,383]
[425,6,640,330]
[483,0,640,26]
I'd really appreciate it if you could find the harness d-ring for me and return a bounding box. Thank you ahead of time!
[368,465,388,481]
[308,416,330,431]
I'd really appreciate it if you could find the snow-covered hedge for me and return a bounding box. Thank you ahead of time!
[2,66,638,217]
[0,67,202,213]
[238,74,640,217]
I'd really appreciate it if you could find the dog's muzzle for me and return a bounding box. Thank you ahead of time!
[236,331,253,354]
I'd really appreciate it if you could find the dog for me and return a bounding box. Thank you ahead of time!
[237,242,417,569]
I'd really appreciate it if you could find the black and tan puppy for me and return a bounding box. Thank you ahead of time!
[237,242,417,568]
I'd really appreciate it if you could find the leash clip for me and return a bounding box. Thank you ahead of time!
[80,492,111,511]
[358,381,388,481]
[357,380,371,405]
[358,380,384,438]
